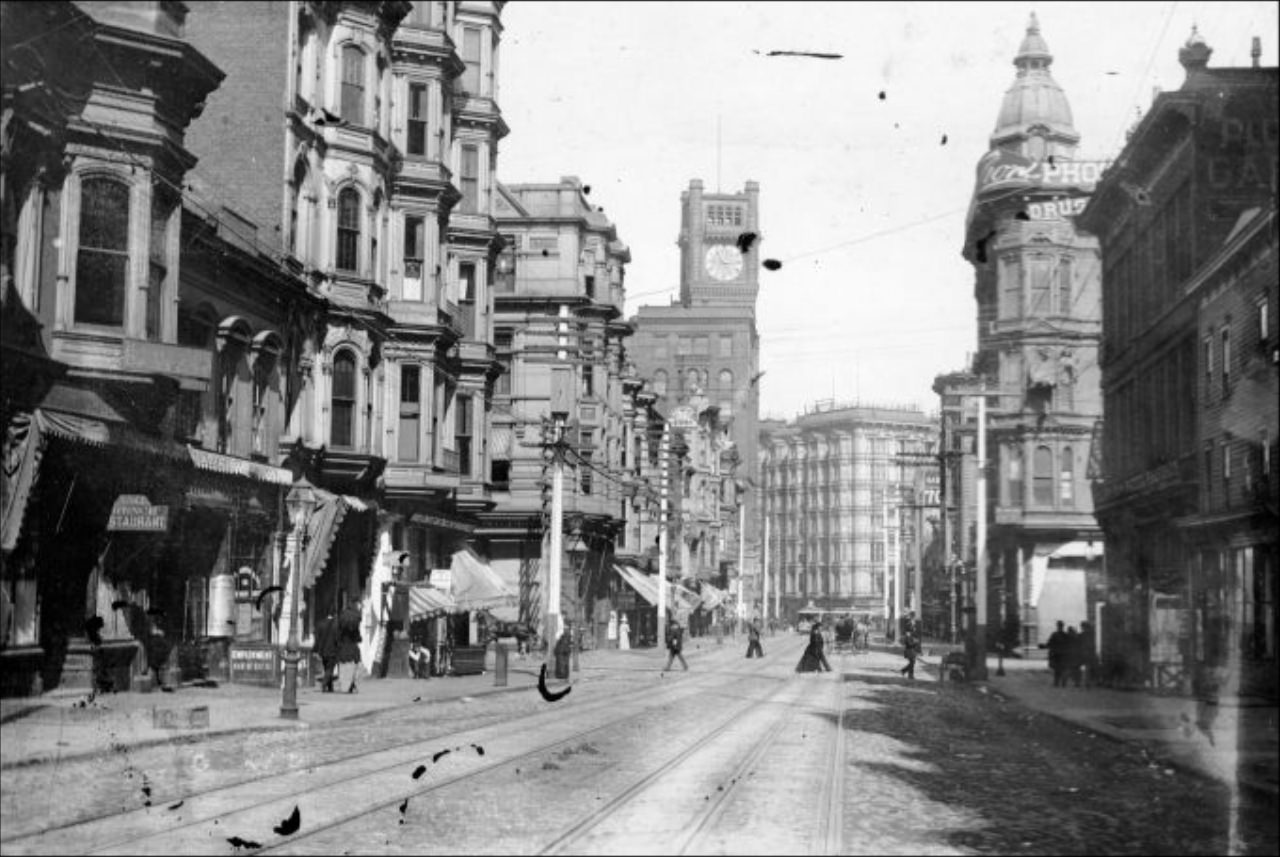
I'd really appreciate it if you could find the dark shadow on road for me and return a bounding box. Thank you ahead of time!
[817,680,1278,856]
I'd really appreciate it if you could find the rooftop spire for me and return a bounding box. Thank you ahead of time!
[1178,24,1213,74]
[1015,11,1053,70]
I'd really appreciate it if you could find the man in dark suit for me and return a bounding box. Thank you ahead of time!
[315,610,339,692]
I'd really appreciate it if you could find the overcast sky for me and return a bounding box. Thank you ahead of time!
[496,1,1279,421]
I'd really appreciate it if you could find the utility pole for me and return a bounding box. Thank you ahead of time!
[546,309,573,675]
[657,420,669,652]
[737,495,746,631]
[972,390,989,680]
[762,512,770,626]
[893,499,903,639]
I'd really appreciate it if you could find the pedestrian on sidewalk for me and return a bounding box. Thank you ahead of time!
[745,619,764,658]
[1065,625,1083,688]
[407,640,431,679]
[618,614,631,650]
[796,621,832,673]
[315,609,339,692]
[337,594,363,693]
[663,618,689,671]
[900,625,920,679]
[1044,620,1069,687]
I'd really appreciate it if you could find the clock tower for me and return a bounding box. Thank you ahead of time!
[678,179,761,309]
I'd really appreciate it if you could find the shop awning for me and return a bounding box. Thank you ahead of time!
[297,489,350,589]
[1,412,47,552]
[38,406,188,460]
[697,584,728,611]
[449,548,517,610]
[406,583,458,620]
[189,445,293,485]
[615,564,660,607]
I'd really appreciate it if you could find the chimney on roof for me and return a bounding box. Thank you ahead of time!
[1252,36,1262,68]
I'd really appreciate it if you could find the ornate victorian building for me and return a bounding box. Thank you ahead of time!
[941,14,1106,654]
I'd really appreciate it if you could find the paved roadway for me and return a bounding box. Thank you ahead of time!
[1,636,1275,856]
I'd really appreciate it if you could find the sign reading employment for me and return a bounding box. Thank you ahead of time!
[107,494,169,532]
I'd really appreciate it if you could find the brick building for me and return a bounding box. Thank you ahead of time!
[1079,29,1278,697]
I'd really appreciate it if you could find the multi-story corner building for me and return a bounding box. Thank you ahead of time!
[486,176,634,645]
[629,179,762,607]
[181,1,507,674]
[0,1,326,695]
[1079,30,1277,698]
[947,14,1107,654]
[759,402,937,632]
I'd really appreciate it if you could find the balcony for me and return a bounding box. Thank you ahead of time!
[51,331,212,390]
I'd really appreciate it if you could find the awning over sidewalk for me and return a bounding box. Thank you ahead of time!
[189,445,293,485]
[298,488,350,589]
[405,583,458,619]
[449,548,517,610]
[614,565,702,613]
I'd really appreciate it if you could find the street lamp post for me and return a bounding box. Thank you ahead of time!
[280,477,317,720]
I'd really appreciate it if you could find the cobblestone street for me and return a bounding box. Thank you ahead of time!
[2,641,1275,855]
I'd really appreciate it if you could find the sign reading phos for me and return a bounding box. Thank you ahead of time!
[976,149,1112,197]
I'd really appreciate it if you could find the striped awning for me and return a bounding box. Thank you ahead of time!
[188,446,293,485]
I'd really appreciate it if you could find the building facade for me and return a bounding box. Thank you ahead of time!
[944,14,1107,654]
[629,179,762,610]
[181,0,508,675]
[1079,30,1277,698]
[759,402,937,632]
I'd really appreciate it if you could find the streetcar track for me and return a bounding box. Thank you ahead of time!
[1,670,729,855]
[536,676,804,856]
[817,673,848,855]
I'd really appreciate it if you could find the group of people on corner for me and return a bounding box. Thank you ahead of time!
[314,596,364,693]
[1043,619,1100,688]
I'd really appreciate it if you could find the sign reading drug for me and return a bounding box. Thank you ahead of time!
[1025,197,1090,220]
[107,494,169,532]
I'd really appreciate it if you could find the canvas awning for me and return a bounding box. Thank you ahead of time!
[406,584,458,619]
[188,445,293,485]
[615,564,660,606]
[448,548,517,610]
[297,489,350,590]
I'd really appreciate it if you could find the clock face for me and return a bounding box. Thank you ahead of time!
[704,244,744,281]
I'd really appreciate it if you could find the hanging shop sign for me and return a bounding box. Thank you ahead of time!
[669,406,697,430]
[1025,197,1091,220]
[107,494,169,532]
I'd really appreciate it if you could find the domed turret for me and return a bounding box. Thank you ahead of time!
[991,13,1080,155]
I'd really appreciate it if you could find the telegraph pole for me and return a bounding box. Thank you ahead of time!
[762,513,770,626]
[657,420,669,652]
[972,390,989,680]
[737,496,746,631]
[546,308,573,675]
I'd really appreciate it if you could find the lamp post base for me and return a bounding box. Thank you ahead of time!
[280,649,300,720]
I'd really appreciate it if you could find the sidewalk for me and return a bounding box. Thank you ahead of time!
[0,646,652,771]
[918,647,1280,799]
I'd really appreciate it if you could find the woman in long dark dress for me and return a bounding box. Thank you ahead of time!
[796,621,833,673]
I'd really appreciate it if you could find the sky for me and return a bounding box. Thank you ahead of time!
[496,1,1279,421]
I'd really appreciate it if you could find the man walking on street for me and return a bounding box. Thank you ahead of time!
[664,618,689,671]
[315,609,339,692]
[1044,620,1069,687]
[745,619,764,658]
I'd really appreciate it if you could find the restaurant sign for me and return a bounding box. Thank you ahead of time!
[107,494,169,532]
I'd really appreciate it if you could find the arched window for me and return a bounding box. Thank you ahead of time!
[76,176,131,327]
[340,44,365,124]
[652,369,667,397]
[686,368,699,392]
[1060,446,1074,505]
[336,188,360,272]
[718,368,733,394]
[331,349,357,448]
[1033,445,1054,506]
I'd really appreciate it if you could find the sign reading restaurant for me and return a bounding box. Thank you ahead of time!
[107,494,169,532]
